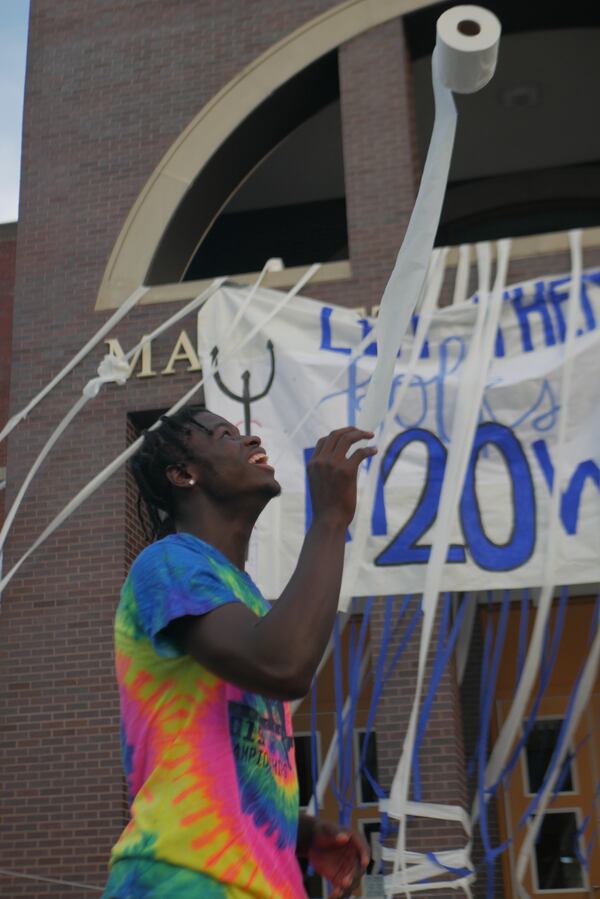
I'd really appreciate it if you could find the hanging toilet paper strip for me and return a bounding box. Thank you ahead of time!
[0,286,149,445]
[357,5,500,434]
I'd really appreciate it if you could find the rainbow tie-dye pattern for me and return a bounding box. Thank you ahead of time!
[104,533,306,898]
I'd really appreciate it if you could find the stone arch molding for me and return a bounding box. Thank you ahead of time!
[96,0,433,310]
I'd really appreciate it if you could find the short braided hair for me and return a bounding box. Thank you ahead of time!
[130,404,209,542]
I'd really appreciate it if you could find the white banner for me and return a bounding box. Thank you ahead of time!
[197,270,600,598]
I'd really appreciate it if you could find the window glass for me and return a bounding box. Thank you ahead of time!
[535,812,584,891]
[525,719,573,794]
[294,733,317,809]
[357,730,379,804]
[360,820,382,877]
[295,734,322,896]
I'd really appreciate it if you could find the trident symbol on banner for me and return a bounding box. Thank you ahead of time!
[210,340,276,435]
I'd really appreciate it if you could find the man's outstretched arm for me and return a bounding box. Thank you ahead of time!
[170,427,376,699]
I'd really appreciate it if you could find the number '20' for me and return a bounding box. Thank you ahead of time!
[371,423,536,571]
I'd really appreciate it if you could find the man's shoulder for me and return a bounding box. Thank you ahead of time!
[128,535,227,595]
[130,533,204,572]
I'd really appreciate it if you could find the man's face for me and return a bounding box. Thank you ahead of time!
[183,411,281,502]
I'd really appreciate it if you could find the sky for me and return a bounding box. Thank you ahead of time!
[0,0,30,224]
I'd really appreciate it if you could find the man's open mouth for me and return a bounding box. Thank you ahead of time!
[248,451,272,469]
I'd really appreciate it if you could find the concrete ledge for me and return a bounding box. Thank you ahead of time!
[444,226,600,267]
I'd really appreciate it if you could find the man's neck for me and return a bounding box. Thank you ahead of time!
[175,500,260,570]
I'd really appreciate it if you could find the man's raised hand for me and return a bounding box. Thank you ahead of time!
[307,428,377,528]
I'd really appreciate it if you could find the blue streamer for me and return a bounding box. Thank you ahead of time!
[393,593,415,635]
[574,815,590,869]
[358,595,419,842]
[320,594,428,848]
[343,599,372,824]
[552,731,591,798]
[358,597,394,843]
[424,851,473,881]
[330,602,374,827]
[496,586,569,791]
[516,588,530,687]
[552,751,575,796]
[363,596,394,742]
[518,645,585,824]
[332,614,345,813]
[341,613,357,816]
[412,593,470,801]
[518,592,592,827]
[476,590,511,899]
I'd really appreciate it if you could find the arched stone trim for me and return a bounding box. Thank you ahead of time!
[96,0,434,310]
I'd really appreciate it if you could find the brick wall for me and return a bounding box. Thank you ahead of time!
[0,223,16,522]
[124,416,149,573]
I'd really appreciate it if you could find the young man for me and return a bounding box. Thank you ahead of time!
[102,406,375,898]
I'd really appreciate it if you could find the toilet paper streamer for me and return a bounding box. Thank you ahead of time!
[357,5,501,434]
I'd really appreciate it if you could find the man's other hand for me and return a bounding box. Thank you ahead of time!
[307,819,370,898]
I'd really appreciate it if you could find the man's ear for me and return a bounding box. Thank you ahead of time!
[165,464,194,489]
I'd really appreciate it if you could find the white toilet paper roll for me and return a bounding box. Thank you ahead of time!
[436,5,501,94]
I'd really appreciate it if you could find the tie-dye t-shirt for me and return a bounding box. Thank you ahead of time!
[107,533,306,898]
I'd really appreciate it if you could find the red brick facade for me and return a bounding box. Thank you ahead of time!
[0,224,16,521]
[1,3,599,898]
